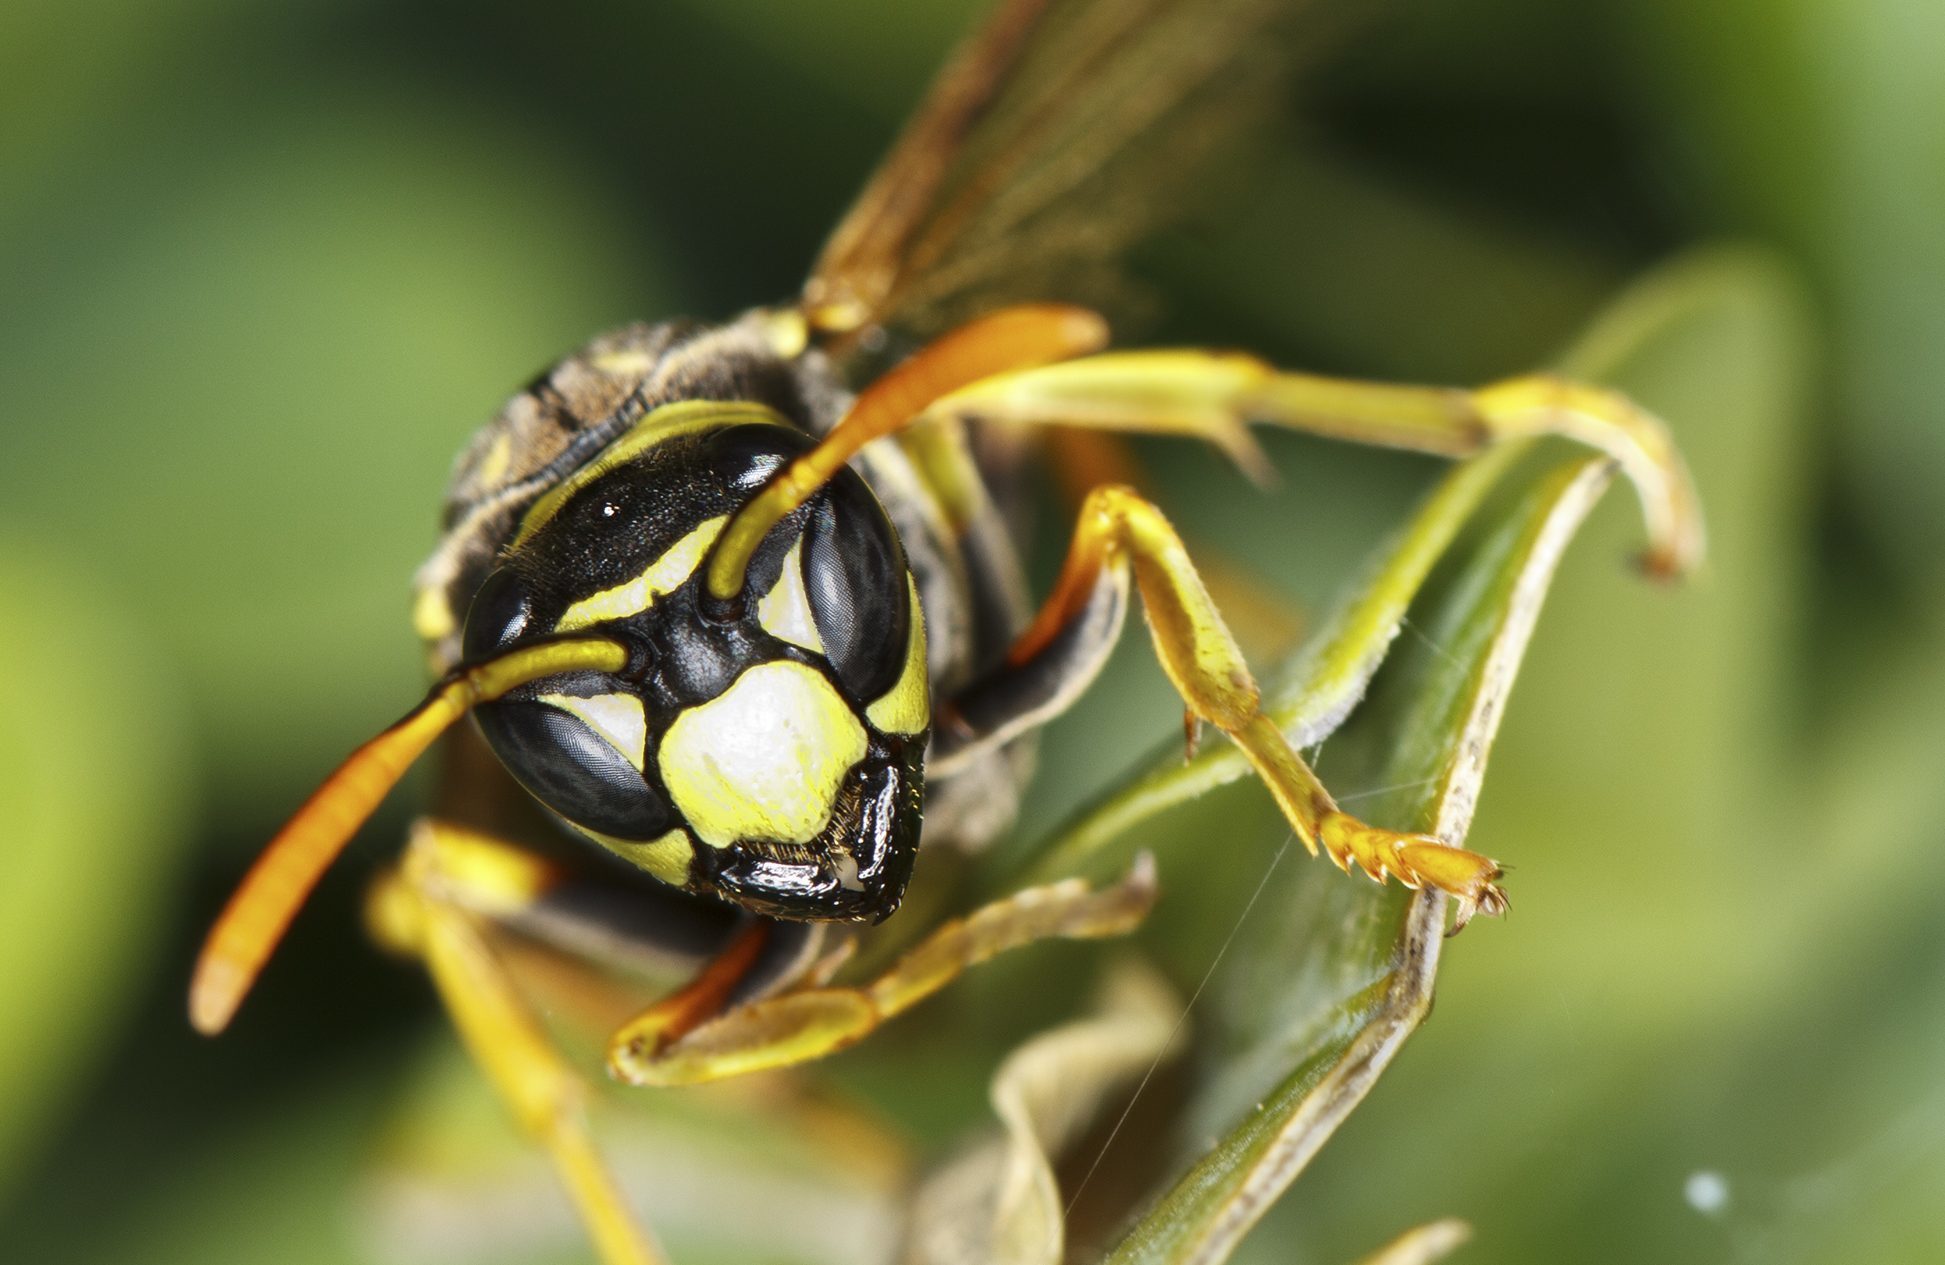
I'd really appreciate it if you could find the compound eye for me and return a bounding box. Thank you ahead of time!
[800,470,910,701]
[475,692,674,840]
[462,567,675,841]
[461,565,534,660]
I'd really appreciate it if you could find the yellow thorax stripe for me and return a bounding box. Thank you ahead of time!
[512,399,793,549]
[475,431,514,488]
[554,515,727,633]
[411,582,456,643]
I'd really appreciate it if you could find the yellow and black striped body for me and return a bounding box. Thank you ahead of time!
[412,311,1037,923]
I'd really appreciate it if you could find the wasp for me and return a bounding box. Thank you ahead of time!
[191,0,1702,1260]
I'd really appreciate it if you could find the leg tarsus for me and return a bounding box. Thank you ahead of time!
[1466,372,1701,578]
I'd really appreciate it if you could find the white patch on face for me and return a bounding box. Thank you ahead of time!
[658,661,867,849]
[538,691,648,771]
[756,538,825,655]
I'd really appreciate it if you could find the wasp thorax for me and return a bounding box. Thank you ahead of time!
[461,414,929,922]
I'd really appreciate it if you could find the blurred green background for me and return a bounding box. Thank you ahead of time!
[3,0,1942,1262]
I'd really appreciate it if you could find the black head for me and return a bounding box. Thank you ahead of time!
[461,405,929,922]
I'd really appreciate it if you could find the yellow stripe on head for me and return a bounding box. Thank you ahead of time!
[554,515,726,633]
[581,826,696,887]
[865,575,929,735]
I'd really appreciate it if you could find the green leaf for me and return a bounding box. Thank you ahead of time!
[1346,1220,1473,1265]
[969,251,1768,1263]
[0,545,192,1196]
[1050,249,1789,1261]
[1106,445,1616,1265]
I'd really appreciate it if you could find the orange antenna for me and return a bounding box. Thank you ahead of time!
[706,304,1109,601]
[189,637,628,1035]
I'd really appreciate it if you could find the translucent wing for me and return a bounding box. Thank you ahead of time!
[802,0,1321,342]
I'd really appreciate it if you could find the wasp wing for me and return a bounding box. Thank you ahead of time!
[802,0,1325,343]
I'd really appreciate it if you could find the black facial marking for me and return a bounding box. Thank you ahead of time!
[650,586,748,706]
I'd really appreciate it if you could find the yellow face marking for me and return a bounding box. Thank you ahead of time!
[580,826,695,887]
[756,538,825,655]
[554,515,727,633]
[537,691,648,771]
[659,661,867,849]
[412,584,455,642]
[513,400,791,549]
[866,575,930,735]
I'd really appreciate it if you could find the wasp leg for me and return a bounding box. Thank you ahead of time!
[592,919,774,1055]
[948,484,1509,924]
[1041,427,1149,504]
[369,820,669,1265]
[931,351,1702,578]
[1041,428,1307,663]
[607,856,1157,1087]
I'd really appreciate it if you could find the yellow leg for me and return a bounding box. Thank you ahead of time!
[373,821,668,1265]
[929,350,1703,578]
[608,856,1158,1087]
[1009,484,1508,925]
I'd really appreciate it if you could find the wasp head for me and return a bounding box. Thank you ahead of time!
[462,411,928,923]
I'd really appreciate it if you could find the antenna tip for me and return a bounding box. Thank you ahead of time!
[188,957,245,1036]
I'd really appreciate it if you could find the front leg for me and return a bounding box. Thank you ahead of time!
[370,819,668,1265]
[607,857,1157,1087]
[949,484,1510,926]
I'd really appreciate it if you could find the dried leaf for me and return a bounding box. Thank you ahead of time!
[903,963,1181,1265]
